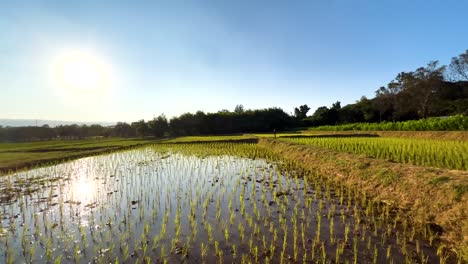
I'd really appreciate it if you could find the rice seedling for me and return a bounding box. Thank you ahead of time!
[321,241,326,264]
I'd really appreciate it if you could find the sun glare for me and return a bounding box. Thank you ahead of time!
[52,50,111,95]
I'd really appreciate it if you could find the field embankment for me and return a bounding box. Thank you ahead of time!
[258,138,468,259]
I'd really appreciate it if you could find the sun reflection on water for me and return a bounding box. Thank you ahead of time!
[69,160,98,204]
[74,178,95,201]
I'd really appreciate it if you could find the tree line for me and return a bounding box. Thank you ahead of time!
[109,108,293,138]
[303,50,468,126]
[1,50,466,142]
[0,108,294,141]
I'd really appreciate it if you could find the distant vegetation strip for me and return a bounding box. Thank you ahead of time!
[162,135,255,143]
[0,138,155,174]
[308,114,467,131]
[280,136,468,170]
[303,131,468,141]
[252,133,302,138]
[0,138,150,152]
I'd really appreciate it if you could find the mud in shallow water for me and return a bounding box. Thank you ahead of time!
[0,147,443,263]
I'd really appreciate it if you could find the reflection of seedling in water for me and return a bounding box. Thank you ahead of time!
[207,223,213,242]
[238,222,245,242]
[316,211,321,240]
[353,236,358,264]
[231,244,237,258]
[320,242,326,264]
[200,242,208,261]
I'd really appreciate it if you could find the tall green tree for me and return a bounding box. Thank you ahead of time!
[234,104,245,113]
[112,122,135,138]
[148,115,169,137]
[449,50,468,81]
[411,61,445,118]
[294,104,310,119]
[131,120,150,137]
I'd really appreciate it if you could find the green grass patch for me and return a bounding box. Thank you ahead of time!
[376,169,401,186]
[453,184,468,201]
[428,176,451,185]
[356,161,371,169]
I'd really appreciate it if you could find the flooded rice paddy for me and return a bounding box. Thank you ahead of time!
[0,145,444,263]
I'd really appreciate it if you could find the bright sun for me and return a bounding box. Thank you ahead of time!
[52,50,111,94]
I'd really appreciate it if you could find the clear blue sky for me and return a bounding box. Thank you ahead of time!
[1,0,467,122]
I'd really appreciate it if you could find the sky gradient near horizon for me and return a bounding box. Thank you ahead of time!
[1,0,467,123]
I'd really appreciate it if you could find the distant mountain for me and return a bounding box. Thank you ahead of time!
[0,119,116,127]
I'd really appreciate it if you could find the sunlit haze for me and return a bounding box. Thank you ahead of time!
[51,49,111,96]
[1,0,468,123]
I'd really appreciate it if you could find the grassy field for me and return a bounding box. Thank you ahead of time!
[307,115,468,131]
[250,131,467,140]
[303,130,468,141]
[279,136,468,170]
[0,138,156,173]
[2,132,467,173]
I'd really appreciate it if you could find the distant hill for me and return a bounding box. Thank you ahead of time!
[0,119,116,127]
